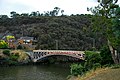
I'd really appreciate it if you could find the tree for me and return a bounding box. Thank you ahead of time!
[3,50,10,56]
[111,7,120,63]
[10,11,20,18]
[61,10,64,16]
[44,7,61,16]
[21,13,29,17]
[10,11,16,18]
[29,12,38,17]
[88,0,120,64]
[0,40,8,49]
[0,15,8,19]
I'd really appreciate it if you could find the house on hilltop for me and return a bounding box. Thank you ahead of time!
[18,37,34,44]
[18,37,37,50]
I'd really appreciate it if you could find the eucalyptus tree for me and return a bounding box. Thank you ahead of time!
[88,0,120,64]
[10,11,20,18]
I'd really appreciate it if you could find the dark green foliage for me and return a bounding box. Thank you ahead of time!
[84,51,102,70]
[111,64,120,69]
[8,60,18,65]
[70,51,102,76]
[111,7,120,50]
[100,46,114,65]
[17,45,23,49]
[93,63,101,70]
[0,40,8,49]
[3,50,10,56]
[88,0,120,64]
[9,54,19,61]
[0,15,106,50]
[70,64,85,76]
[1,50,21,65]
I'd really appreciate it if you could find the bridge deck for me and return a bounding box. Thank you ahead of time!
[28,50,85,62]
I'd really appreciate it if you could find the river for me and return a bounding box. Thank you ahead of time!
[0,64,70,80]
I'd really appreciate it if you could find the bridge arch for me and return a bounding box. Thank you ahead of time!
[27,50,85,62]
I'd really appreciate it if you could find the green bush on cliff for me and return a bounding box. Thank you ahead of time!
[3,50,10,56]
[9,54,19,61]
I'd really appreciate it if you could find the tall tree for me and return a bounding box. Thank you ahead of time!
[111,7,120,63]
[88,0,120,64]
[10,11,20,18]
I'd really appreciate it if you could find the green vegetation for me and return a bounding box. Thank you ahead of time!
[0,1,120,80]
[69,0,120,79]
[69,50,116,80]
[17,45,23,49]
[88,0,120,64]
[0,40,8,49]
[3,50,10,56]
[9,53,19,61]
[70,67,120,80]
[70,64,85,76]
[6,35,15,40]
[0,14,104,50]
[0,50,29,65]
[70,51,102,76]
[100,46,114,65]
[89,68,120,80]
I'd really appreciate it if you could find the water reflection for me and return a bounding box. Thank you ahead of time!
[0,64,70,80]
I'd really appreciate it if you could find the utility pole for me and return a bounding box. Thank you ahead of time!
[92,38,95,51]
[55,40,58,50]
[22,24,25,37]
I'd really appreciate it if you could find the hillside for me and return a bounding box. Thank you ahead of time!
[0,15,107,50]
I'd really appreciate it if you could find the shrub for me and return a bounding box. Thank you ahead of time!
[3,50,10,56]
[0,40,8,49]
[93,63,101,70]
[111,64,120,69]
[8,60,18,65]
[9,54,19,61]
[17,45,23,49]
[70,64,85,76]
[100,46,114,65]
[84,51,102,70]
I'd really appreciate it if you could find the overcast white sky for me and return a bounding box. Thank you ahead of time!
[0,0,120,16]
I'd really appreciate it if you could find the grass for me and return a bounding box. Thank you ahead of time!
[0,49,29,62]
[70,67,120,80]
[89,68,120,80]
[11,50,29,62]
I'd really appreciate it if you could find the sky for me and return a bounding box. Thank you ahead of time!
[0,0,120,16]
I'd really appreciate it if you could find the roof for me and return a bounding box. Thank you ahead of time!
[20,37,34,40]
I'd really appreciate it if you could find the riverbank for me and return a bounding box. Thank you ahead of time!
[69,67,120,80]
[0,49,30,66]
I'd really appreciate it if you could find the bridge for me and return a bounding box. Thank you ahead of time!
[27,50,85,62]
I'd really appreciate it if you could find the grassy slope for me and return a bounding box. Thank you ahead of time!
[69,68,120,80]
[89,68,120,80]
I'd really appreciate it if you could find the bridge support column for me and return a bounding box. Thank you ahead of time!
[33,59,37,62]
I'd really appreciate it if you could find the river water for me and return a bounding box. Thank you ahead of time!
[0,64,70,80]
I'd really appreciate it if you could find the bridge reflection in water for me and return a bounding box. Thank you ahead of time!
[27,50,85,62]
